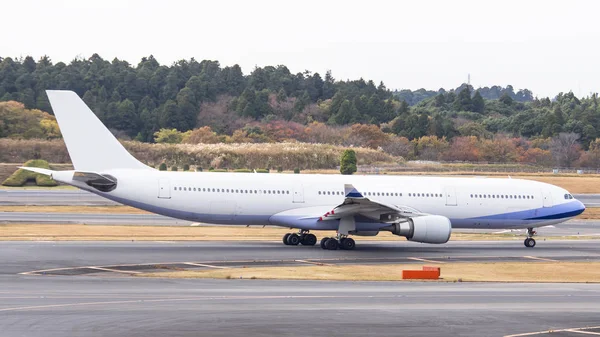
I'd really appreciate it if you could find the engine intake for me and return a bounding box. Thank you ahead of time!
[384,215,452,244]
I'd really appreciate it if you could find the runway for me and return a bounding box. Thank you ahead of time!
[1,189,599,207]
[0,189,117,206]
[0,211,190,225]
[1,240,600,337]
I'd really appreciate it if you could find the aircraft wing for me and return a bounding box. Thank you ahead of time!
[316,184,427,223]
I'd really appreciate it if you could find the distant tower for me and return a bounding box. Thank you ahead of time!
[468,73,471,86]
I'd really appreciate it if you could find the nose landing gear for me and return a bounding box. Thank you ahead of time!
[524,227,536,248]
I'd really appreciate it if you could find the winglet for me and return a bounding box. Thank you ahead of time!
[344,184,364,198]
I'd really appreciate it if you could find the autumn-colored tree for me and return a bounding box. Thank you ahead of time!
[519,147,553,166]
[577,138,600,168]
[228,129,252,143]
[478,136,518,163]
[184,126,220,144]
[413,136,449,161]
[154,128,184,144]
[347,124,389,149]
[441,136,480,162]
[382,135,413,159]
[550,133,582,167]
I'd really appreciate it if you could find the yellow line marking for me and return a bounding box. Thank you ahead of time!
[523,256,559,262]
[0,295,370,312]
[295,259,335,266]
[408,257,445,264]
[88,267,141,274]
[504,326,600,337]
[184,262,229,269]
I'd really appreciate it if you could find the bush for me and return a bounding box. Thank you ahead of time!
[171,166,178,171]
[294,168,300,174]
[255,168,270,173]
[210,168,228,172]
[196,167,203,172]
[340,149,357,175]
[234,168,253,173]
[158,163,167,171]
[183,164,190,171]
[277,166,283,173]
[2,159,58,187]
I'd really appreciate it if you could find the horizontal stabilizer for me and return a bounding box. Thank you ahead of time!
[19,167,53,176]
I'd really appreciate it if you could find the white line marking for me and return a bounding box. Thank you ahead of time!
[295,259,334,266]
[184,262,229,269]
[408,257,445,264]
[88,267,141,274]
[565,329,600,335]
[523,256,558,262]
[504,326,600,337]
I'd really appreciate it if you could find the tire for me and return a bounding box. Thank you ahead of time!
[325,238,339,250]
[524,238,536,248]
[283,233,291,245]
[301,233,317,246]
[287,233,300,246]
[320,237,329,249]
[341,237,355,250]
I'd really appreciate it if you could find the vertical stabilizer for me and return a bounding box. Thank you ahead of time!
[46,90,150,171]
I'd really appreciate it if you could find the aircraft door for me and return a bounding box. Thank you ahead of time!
[293,184,304,203]
[542,190,553,207]
[444,187,457,206]
[158,178,171,199]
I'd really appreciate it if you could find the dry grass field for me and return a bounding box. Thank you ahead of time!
[0,205,149,214]
[0,224,596,241]
[140,261,600,283]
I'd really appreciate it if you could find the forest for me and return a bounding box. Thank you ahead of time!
[0,54,598,168]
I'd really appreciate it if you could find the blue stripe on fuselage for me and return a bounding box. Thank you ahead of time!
[468,200,585,222]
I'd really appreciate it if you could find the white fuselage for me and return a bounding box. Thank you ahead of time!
[53,170,585,232]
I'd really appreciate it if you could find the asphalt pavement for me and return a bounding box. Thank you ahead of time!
[1,240,600,337]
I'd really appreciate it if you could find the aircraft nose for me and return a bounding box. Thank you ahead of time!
[573,199,586,216]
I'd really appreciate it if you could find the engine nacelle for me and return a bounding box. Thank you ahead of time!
[385,215,452,244]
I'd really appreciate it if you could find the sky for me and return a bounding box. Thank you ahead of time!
[2,0,599,98]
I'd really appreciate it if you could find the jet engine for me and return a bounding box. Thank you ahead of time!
[384,215,452,244]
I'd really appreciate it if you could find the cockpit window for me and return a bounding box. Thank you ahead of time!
[564,193,574,200]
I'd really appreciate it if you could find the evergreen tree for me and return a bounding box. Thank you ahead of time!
[472,91,485,113]
[340,149,357,175]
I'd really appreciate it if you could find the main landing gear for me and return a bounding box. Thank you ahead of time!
[282,231,317,246]
[524,227,536,248]
[320,236,355,250]
[282,231,356,250]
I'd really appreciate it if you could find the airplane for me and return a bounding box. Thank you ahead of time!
[22,90,586,250]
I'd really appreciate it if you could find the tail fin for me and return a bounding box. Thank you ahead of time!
[46,90,150,172]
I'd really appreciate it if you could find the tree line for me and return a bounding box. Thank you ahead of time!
[1,54,599,162]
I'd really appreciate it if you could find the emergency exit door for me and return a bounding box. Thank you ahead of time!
[444,187,457,206]
[158,178,171,199]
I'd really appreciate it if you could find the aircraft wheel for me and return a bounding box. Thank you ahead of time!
[320,237,329,249]
[340,237,356,250]
[524,238,536,248]
[324,238,339,250]
[301,233,317,246]
[283,233,291,245]
[287,233,300,246]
